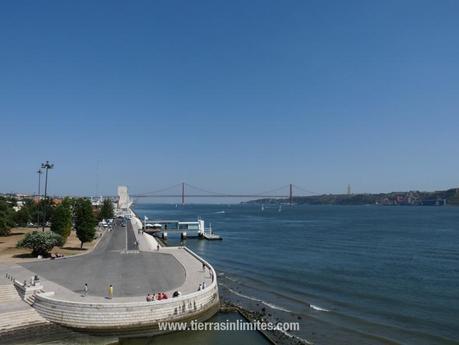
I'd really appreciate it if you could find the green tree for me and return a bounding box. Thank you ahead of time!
[14,206,31,227]
[62,197,76,210]
[17,231,64,256]
[98,198,114,221]
[74,198,97,248]
[51,204,73,241]
[39,198,55,227]
[25,200,42,227]
[0,198,15,236]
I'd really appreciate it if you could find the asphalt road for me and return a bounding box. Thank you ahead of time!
[21,222,186,298]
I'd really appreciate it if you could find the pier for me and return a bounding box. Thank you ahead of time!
[0,187,220,336]
[143,218,222,241]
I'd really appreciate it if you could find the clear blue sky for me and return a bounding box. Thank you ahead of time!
[1,0,458,199]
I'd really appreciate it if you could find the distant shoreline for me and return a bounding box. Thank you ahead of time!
[246,187,459,206]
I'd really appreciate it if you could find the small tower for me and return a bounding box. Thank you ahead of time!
[347,184,352,195]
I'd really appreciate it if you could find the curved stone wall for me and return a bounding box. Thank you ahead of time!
[32,249,219,333]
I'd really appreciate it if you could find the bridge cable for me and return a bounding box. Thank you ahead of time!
[292,184,321,196]
[184,183,227,196]
[132,183,183,197]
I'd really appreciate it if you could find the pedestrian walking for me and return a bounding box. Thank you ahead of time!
[108,284,113,299]
[82,283,88,297]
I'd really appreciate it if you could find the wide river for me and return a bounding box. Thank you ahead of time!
[135,203,459,345]
[9,204,458,345]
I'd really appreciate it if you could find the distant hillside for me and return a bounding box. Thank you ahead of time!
[246,188,459,206]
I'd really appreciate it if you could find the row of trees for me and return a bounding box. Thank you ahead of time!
[14,198,54,228]
[1,196,114,255]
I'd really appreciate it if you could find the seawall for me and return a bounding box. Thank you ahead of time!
[1,208,220,336]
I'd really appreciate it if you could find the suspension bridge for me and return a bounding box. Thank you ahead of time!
[130,183,319,205]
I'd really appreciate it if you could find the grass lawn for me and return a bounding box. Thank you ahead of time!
[0,227,101,263]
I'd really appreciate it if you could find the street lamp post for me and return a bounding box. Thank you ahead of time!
[36,169,42,228]
[41,161,54,231]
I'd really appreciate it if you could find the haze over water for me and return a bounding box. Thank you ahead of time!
[136,203,459,345]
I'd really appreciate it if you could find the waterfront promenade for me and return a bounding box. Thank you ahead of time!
[0,211,218,336]
[2,220,211,302]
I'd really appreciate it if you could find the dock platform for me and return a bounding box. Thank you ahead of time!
[203,233,223,240]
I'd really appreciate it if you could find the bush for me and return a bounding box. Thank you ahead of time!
[17,231,64,256]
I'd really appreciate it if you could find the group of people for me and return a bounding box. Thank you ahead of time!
[24,275,40,288]
[146,292,169,301]
[80,283,113,299]
[197,281,207,291]
[50,253,65,259]
[203,262,214,281]
[78,261,211,301]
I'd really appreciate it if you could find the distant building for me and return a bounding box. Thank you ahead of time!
[91,196,104,207]
[347,184,352,195]
[13,200,25,212]
[52,198,63,205]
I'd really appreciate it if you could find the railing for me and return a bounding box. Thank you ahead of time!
[31,248,219,330]
[31,210,220,331]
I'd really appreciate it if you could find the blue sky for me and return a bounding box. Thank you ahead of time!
[1,0,458,199]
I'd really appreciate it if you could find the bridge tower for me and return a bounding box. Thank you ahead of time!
[181,182,185,205]
[289,183,293,205]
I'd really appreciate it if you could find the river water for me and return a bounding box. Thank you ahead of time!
[7,204,459,345]
[6,312,270,345]
[134,203,459,345]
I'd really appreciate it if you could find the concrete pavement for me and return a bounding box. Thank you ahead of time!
[0,209,218,336]
[20,221,186,299]
[0,216,212,303]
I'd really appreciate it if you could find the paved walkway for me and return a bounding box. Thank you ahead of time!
[0,215,212,303]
